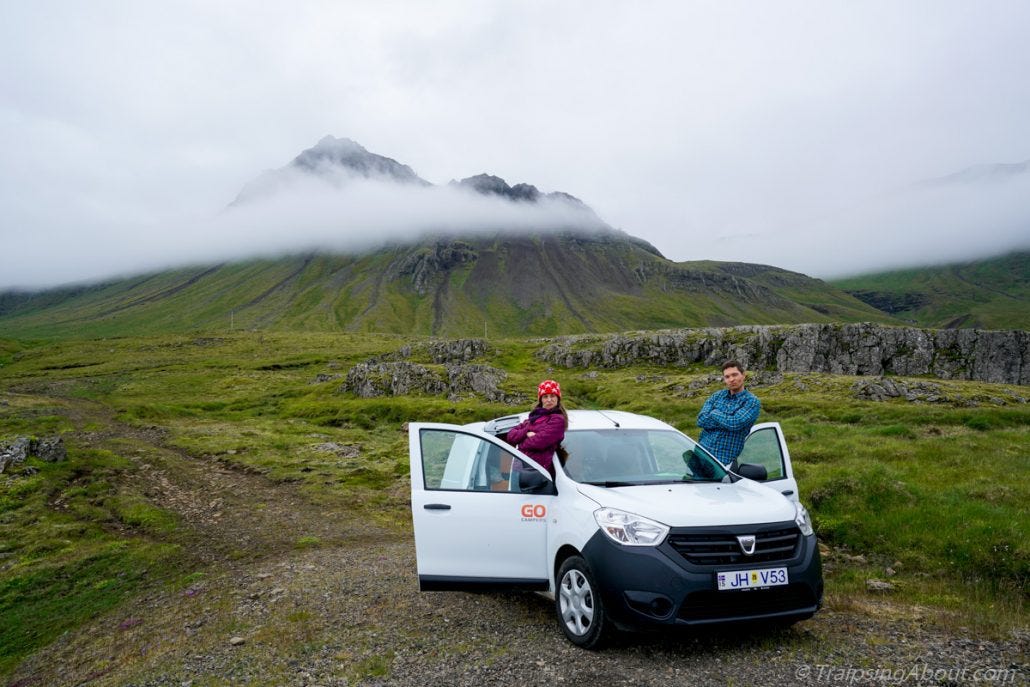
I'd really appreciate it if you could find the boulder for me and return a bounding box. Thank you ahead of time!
[0,436,66,473]
[342,362,447,398]
[866,579,896,592]
[0,437,31,473]
[342,360,516,402]
[446,363,509,402]
[33,436,66,462]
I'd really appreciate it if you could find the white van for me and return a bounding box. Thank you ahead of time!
[408,409,823,648]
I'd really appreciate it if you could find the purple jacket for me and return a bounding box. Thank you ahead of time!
[505,408,566,474]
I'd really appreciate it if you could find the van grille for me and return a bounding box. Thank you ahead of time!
[677,583,817,621]
[666,527,801,567]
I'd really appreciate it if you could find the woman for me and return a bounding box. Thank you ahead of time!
[505,379,568,476]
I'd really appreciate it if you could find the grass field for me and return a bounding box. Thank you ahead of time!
[0,331,1027,677]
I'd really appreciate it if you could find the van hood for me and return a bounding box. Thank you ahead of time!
[576,480,795,528]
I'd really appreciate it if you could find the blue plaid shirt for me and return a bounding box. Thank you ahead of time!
[697,388,761,465]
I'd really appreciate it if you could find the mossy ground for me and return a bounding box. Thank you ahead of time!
[0,331,1027,679]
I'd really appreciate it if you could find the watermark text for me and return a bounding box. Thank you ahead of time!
[795,663,1021,684]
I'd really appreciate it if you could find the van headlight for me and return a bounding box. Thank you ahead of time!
[594,508,669,547]
[794,502,815,536]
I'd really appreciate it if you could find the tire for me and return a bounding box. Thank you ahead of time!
[556,556,609,649]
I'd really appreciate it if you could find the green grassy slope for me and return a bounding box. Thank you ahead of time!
[0,232,895,339]
[832,250,1030,329]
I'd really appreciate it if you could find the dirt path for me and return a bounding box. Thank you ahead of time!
[57,395,387,564]
[5,396,1027,687]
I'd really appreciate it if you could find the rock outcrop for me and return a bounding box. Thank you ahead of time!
[426,338,488,363]
[536,323,1030,385]
[852,378,945,403]
[398,241,478,295]
[341,361,518,403]
[0,435,66,473]
[0,437,31,473]
[343,362,447,398]
[444,364,509,402]
[368,338,488,364]
[453,174,544,202]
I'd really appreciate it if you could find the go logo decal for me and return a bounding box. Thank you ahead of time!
[520,504,547,520]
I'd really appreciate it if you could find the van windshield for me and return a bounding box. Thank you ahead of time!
[559,429,728,485]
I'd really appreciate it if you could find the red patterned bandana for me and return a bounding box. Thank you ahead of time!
[538,379,561,398]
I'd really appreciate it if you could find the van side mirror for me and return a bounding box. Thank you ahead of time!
[737,463,768,481]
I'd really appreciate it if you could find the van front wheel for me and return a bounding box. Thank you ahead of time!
[556,556,609,649]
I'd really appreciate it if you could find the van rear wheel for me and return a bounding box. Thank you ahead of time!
[556,556,609,649]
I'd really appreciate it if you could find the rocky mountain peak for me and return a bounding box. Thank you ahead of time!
[453,174,541,202]
[451,173,595,212]
[232,136,598,221]
[290,135,429,185]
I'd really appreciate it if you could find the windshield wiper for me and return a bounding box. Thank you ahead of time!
[634,478,724,485]
[582,480,638,488]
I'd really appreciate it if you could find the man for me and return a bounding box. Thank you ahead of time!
[697,360,761,466]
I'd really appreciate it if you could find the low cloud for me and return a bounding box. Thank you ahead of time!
[785,172,1030,277]
[214,172,606,255]
[0,172,606,290]
[658,170,1030,278]
[3,163,1029,291]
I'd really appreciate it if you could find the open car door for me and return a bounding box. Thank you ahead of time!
[408,423,554,591]
[736,421,800,502]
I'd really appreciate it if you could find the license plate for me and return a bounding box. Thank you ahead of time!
[717,567,789,590]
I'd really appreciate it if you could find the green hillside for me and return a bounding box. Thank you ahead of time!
[0,231,895,339]
[833,251,1030,329]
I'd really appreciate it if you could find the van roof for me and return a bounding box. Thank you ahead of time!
[567,409,676,431]
[473,409,679,433]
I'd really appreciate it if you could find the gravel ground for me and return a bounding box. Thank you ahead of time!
[17,537,1027,687]
[4,403,1027,687]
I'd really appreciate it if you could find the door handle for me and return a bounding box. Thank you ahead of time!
[424,503,452,511]
[781,490,794,496]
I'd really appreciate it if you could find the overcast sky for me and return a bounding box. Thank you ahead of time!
[2,1,1030,290]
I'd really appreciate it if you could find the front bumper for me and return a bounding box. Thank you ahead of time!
[579,520,823,630]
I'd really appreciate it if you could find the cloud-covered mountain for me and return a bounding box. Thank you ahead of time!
[230,135,598,221]
[231,136,431,205]
[0,136,894,337]
[7,138,1028,338]
[204,136,618,268]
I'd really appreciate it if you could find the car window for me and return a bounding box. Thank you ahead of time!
[419,428,523,492]
[562,429,727,484]
[648,432,692,473]
[737,427,785,480]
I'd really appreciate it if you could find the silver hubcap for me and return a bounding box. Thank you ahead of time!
[559,568,594,636]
